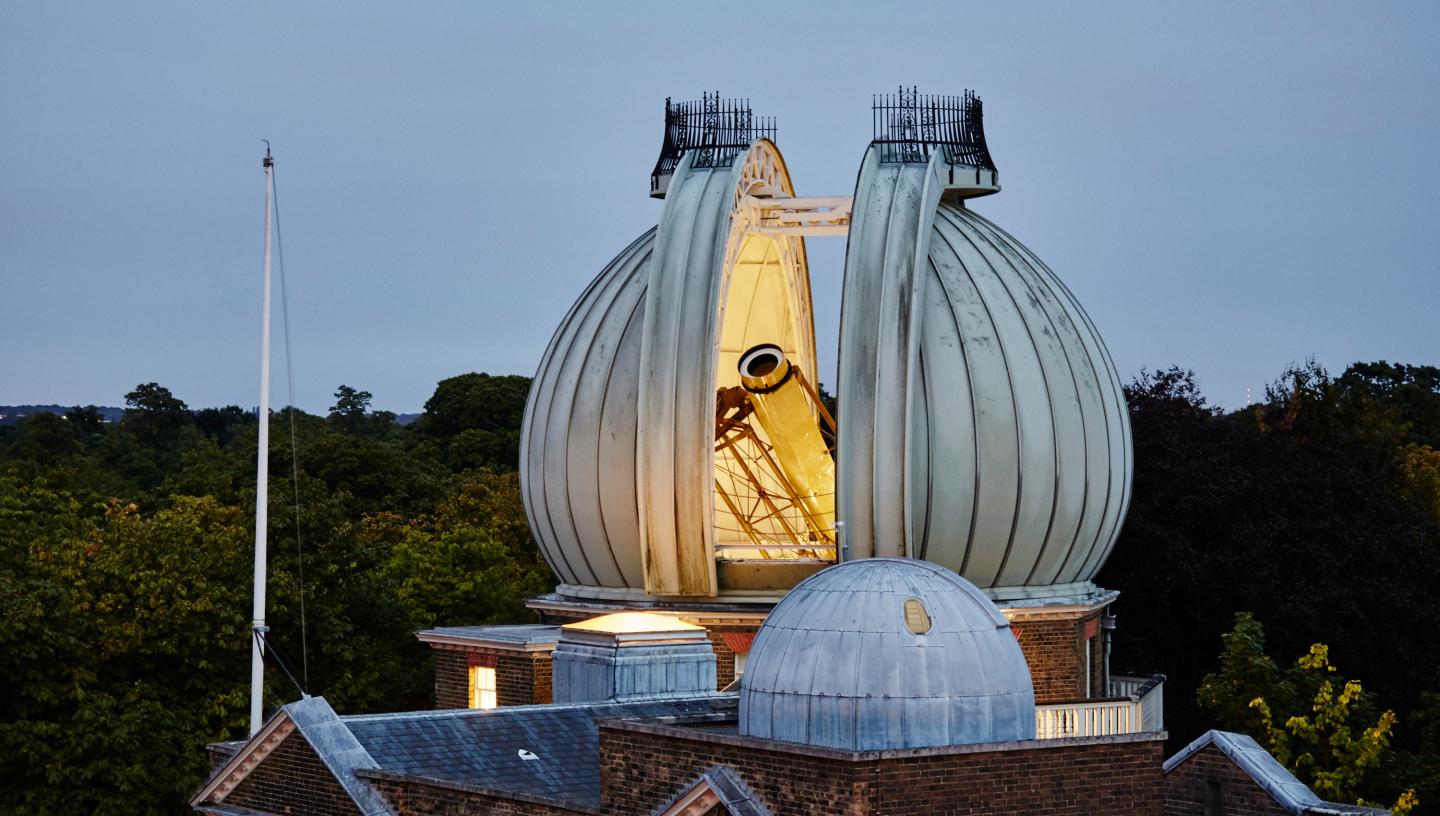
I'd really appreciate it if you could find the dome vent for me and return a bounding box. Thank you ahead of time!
[739,559,1035,751]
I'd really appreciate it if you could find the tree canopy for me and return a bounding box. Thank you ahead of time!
[0,373,550,815]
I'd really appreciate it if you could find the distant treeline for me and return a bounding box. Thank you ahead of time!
[0,402,422,427]
[0,404,124,425]
[2,362,1438,814]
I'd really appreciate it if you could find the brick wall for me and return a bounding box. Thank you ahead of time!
[1092,618,1107,697]
[698,625,756,689]
[869,739,1164,814]
[1011,609,1106,702]
[220,729,361,816]
[433,646,553,709]
[361,770,594,816]
[532,652,553,704]
[599,720,1165,816]
[434,648,470,709]
[498,652,553,706]
[1163,744,1288,816]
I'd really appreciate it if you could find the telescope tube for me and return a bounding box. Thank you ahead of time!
[738,344,836,542]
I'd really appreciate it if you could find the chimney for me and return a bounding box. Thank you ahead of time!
[551,612,717,703]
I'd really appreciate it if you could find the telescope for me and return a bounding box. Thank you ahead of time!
[712,344,837,558]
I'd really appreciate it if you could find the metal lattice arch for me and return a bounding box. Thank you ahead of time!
[520,91,1132,603]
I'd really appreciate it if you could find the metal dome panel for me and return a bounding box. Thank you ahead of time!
[520,229,653,589]
[739,559,1035,751]
[836,146,1132,600]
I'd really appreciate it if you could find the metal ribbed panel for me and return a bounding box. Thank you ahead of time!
[520,229,654,588]
[739,559,1035,751]
[836,149,1132,599]
[914,205,1132,591]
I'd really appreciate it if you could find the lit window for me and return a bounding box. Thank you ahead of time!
[734,651,749,678]
[903,598,931,634]
[469,665,497,710]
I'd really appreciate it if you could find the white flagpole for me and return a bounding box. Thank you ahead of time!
[250,143,274,736]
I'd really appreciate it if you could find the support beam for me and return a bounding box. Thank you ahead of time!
[739,195,852,237]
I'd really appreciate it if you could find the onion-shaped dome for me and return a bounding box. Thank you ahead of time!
[522,95,1131,605]
[836,148,1131,602]
[739,558,1035,750]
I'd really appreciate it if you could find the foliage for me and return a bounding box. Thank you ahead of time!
[0,374,551,814]
[1199,614,1413,808]
[418,372,530,470]
[0,488,250,815]
[1104,361,1440,813]
[1195,612,1285,736]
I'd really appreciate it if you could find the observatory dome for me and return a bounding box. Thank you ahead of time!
[520,91,1132,605]
[738,558,1035,751]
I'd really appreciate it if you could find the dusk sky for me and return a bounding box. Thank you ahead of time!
[3,2,1436,413]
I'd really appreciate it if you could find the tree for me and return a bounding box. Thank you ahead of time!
[328,385,397,438]
[8,412,82,466]
[0,486,251,814]
[65,405,107,443]
[330,385,373,418]
[193,405,253,446]
[120,383,194,481]
[1100,361,1440,769]
[1198,613,1416,812]
[1196,612,1286,737]
[124,382,189,418]
[418,373,530,470]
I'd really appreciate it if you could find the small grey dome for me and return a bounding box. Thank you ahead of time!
[739,558,1035,751]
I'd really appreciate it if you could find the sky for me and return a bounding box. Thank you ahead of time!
[2,2,1437,413]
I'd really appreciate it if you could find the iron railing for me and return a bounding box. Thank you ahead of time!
[650,93,776,195]
[871,87,997,172]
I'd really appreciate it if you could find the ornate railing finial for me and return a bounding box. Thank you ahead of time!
[871,87,997,174]
[650,92,777,198]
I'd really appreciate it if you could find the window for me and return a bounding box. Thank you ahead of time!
[903,598,932,634]
[734,651,749,678]
[469,665,497,710]
[1204,780,1224,816]
[1085,637,1094,698]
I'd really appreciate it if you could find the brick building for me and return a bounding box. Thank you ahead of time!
[194,560,1385,816]
[196,91,1390,815]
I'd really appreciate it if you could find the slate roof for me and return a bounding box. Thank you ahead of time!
[1163,730,1389,816]
[416,624,561,646]
[341,694,736,809]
